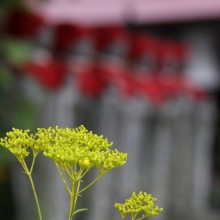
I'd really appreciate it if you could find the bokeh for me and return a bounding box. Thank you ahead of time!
[0,1,220,220]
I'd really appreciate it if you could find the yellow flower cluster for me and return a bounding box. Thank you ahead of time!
[0,126,127,174]
[0,128,34,161]
[35,125,127,173]
[115,192,163,219]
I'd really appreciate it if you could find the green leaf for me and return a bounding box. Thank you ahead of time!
[73,208,88,215]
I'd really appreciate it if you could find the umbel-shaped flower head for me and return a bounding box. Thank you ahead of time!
[0,125,128,220]
[35,125,127,173]
[115,192,163,220]
[0,128,35,161]
[0,125,127,174]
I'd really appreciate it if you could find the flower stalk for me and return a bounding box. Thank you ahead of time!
[20,159,42,220]
[0,125,163,220]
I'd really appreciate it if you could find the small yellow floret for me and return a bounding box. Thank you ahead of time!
[115,191,163,220]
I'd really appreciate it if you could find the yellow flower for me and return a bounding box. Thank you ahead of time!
[35,125,127,172]
[79,157,91,168]
[0,128,34,161]
[115,191,163,219]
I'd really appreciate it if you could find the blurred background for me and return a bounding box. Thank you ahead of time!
[1,0,220,220]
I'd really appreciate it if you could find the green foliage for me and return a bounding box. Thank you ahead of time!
[1,39,32,65]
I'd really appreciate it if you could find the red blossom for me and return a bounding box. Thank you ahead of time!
[24,60,66,90]
[5,9,44,38]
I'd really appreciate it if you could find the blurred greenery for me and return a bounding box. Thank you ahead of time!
[1,39,33,64]
[0,0,37,167]
[0,71,37,166]
[0,69,14,92]
[0,0,26,9]
[0,0,26,24]
[0,1,38,217]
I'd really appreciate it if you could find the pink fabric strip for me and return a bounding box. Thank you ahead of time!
[26,0,220,25]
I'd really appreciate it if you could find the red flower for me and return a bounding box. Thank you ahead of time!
[5,9,44,38]
[129,34,158,60]
[74,65,104,98]
[24,60,65,90]
[95,26,130,51]
[54,24,94,52]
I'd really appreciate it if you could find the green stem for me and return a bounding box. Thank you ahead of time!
[131,213,135,220]
[79,168,89,179]
[21,161,43,220]
[131,213,140,220]
[136,215,145,220]
[79,174,102,194]
[74,178,81,207]
[65,166,74,183]
[120,216,125,220]
[68,189,75,220]
[68,178,78,220]
[67,168,83,220]
[56,163,71,195]
[67,164,79,220]
[30,152,37,174]
[28,174,43,220]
